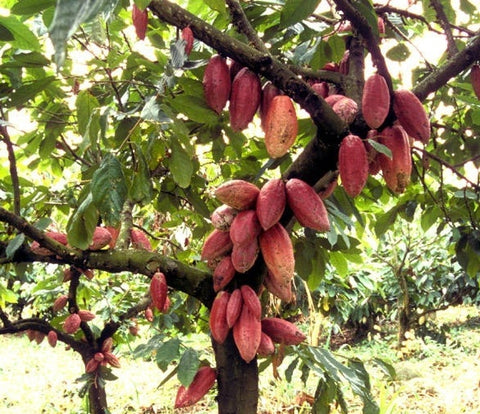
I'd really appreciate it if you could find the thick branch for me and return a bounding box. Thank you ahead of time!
[430,0,458,58]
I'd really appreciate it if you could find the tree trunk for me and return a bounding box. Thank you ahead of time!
[397,271,411,348]
[88,376,108,414]
[213,332,259,414]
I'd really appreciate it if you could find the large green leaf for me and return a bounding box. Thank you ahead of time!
[10,0,55,15]
[8,76,56,107]
[177,348,199,387]
[0,15,41,51]
[280,0,321,28]
[66,193,99,250]
[168,138,193,189]
[76,90,100,137]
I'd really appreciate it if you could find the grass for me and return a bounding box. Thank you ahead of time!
[0,305,479,413]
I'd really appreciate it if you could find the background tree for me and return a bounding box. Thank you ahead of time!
[0,0,479,413]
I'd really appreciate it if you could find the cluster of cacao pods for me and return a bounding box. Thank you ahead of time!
[85,337,121,373]
[63,309,96,334]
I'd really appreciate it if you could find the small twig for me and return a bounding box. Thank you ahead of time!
[429,0,458,58]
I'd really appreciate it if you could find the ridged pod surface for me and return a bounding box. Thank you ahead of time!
[263,270,293,303]
[226,289,243,328]
[215,179,260,210]
[378,125,412,193]
[181,26,194,55]
[229,68,261,131]
[338,134,369,198]
[231,238,259,273]
[362,74,390,129]
[325,94,344,106]
[130,228,152,251]
[332,97,358,125]
[201,229,233,261]
[233,305,261,363]
[203,55,231,114]
[260,81,281,131]
[63,313,81,334]
[132,4,148,40]
[88,227,113,250]
[175,366,217,408]
[210,204,238,232]
[471,64,480,100]
[53,294,68,312]
[229,210,262,247]
[285,178,330,232]
[150,272,168,311]
[259,223,295,286]
[261,317,306,345]
[256,178,286,231]
[47,330,57,348]
[240,285,262,320]
[209,291,231,344]
[264,95,298,158]
[257,332,275,357]
[393,89,430,144]
[213,255,236,292]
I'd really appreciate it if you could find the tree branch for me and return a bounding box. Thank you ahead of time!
[430,0,458,58]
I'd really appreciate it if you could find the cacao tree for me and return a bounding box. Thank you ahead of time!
[0,0,479,413]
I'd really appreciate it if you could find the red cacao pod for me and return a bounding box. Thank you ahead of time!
[226,288,243,328]
[63,313,81,334]
[325,94,344,107]
[53,294,68,312]
[256,178,286,231]
[101,337,113,353]
[471,64,480,100]
[104,351,121,368]
[201,229,233,261]
[392,89,430,144]
[145,306,154,322]
[233,304,261,363]
[231,238,259,273]
[338,134,369,198]
[229,210,261,247]
[162,295,171,313]
[203,55,231,114]
[285,178,330,232]
[150,271,168,311]
[311,82,329,98]
[174,366,217,408]
[214,179,260,211]
[264,95,298,158]
[132,4,148,40]
[362,74,390,129]
[228,59,243,81]
[259,81,282,131]
[257,332,275,357]
[213,255,236,292]
[34,331,46,345]
[31,231,68,255]
[318,178,338,199]
[181,26,194,55]
[47,330,57,348]
[378,124,412,193]
[332,96,358,125]
[209,291,231,344]
[240,285,262,320]
[78,309,96,322]
[378,17,386,37]
[85,358,100,373]
[94,352,105,362]
[261,317,306,345]
[105,226,120,248]
[229,67,261,131]
[88,227,112,251]
[130,228,152,251]
[263,269,293,303]
[259,223,295,286]
[210,204,238,232]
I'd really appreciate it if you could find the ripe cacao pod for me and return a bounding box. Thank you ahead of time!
[332,96,358,125]
[261,317,306,345]
[362,74,390,129]
[229,210,262,247]
[30,231,68,255]
[53,294,68,312]
[181,26,194,55]
[214,179,260,211]
[392,89,430,144]
[101,337,113,353]
[378,124,412,193]
[471,64,480,100]
[150,271,168,311]
[145,306,154,322]
[264,95,298,158]
[318,178,338,199]
[174,366,217,409]
[47,330,57,348]
[63,313,81,334]
[228,59,243,81]
[88,227,113,251]
[85,358,100,373]
[226,288,243,328]
[203,55,231,114]
[259,223,295,286]
[263,269,293,303]
[325,94,344,107]
[233,304,261,363]
[311,82,329,98]
[201,229,233,261]
[213,255,236,292]
[78,310,96,322]
[257,332,275,357]
[209,291,231,344]
[260,81,281,131]
[211,204,238,232]
[256,178,286,231]
[105,226,120,249]
[338,134,369,198]
[229,67,261,131]
[103,351,121,368]
[285,178,330,232]
[130,228,152,251]
[132,4,148,40]
[231,237,259,273]
[94,352,105,362]
[34,332,46,345]
[240,285,262,320]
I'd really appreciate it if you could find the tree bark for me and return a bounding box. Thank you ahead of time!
[88,381,108,414]
[213,333,259,414]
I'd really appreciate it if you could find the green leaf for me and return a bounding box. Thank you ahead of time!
[168,138,193,189]
[169,94,219,125]
[351,0,379,39]
[155,338,180,371]
[0,15,41,51]
[66,193,99,250]
[130,149,153,205]
[133,0,150,10]
[204,0,227,15]
[177,348,199,387]
[329,251,348,278]
[11,0,55,15]
[280,0,321,28]
[367,139,392,159]
[91,154,128,226]
[9,76,56,107]
[0,284,18,308]
[76,91,100,137]
[386,43,410,62]
[6,233,25,260]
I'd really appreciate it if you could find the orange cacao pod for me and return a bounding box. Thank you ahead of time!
[89,227,112,251]
[130,228,152,251]
[257,332,275,357]
[264,95,298,158]
[263,269,293,303]
[203,55,231,114]
[260,81,281,131]
[132,4,148,40]
[392,89,430,144]
[229,67,261,131]
[214,179,260,211]
[229,210,261,247]
[285,178,330,232]
[338,134,369,198]
[233,304,261,363]
[213,255,236,292]
[362,74,390,129]
[209,291,231,344]
[332,96,358,125]
[174,366,217,408]
[259,223,295,286]
[47,330,57,348]
[261,317,306,345]
[78,309,96,322]
[53,294,68,312]
[256,178,286,231]
[150,271,168,311]
[201,229,233,261]
[240,285,262,320]
[231,237,259,273]
[63,313,81,334]
[181,26,194,55]
[378,125,412,193]
[211,204,238,232]
[471,64,480,100]
[226,288,243,328]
